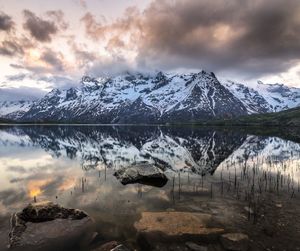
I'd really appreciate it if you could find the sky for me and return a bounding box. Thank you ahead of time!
[1,0,300,98]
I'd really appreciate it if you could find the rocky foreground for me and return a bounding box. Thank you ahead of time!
[7,199,252,251]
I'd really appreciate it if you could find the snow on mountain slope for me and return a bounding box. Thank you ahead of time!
[3,71,300,123]
[0,88,39,120]
[254,81,300,112]
[22,71,247,123]
[0,100,33,120]
[223,80,272,114]
[223,80,300,114]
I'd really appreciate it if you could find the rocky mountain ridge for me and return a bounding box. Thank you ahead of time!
[1,71,300,123]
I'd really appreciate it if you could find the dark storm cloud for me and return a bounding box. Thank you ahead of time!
[0,11,14,32]
[82,0,300,78]
[138,0,300,77]
[23,10,58,42]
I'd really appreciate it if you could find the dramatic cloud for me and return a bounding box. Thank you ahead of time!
[0,35,35,57]
[0,12,14,32]
[80,12,106,41]
[87,57,135,77]
[36,75,78,89]
[81,0,300,79]
[23,10,58,42]
[46,10,69,30]
[0,40,23,56]
[2,0,300,89]
[6,73,27,81]
[39,48,65,72]
[70,41,97,67]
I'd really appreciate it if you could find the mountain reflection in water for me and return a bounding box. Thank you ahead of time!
[0,125,300,250]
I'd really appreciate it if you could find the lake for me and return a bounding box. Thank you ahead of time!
[0,125,299,251]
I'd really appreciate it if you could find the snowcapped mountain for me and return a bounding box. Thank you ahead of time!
[0,87,39,120]
[0,100,34,120]
[21,71,247,123]
[223,80,300,114]
[3,71,300,122]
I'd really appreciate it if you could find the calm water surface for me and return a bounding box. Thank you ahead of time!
[0,125,300,250]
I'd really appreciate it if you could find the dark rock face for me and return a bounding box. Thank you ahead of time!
[9,201,93,249]
[114,164,168,187]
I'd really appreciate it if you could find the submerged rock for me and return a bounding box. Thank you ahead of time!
[134,212,224,236]
[9,201,93,250]
[114,164,168,187]
[92,241,119,251]
[111,244,132,251]
[220,233,249,251]
[185,242,208,251]
[92,242,132,251]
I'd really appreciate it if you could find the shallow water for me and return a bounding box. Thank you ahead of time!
[0,125,300,251]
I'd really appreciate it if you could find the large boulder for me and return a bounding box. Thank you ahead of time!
[8,201,94,250]
[114,164,168,187]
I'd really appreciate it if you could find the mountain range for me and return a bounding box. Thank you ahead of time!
[1,71,300,123]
